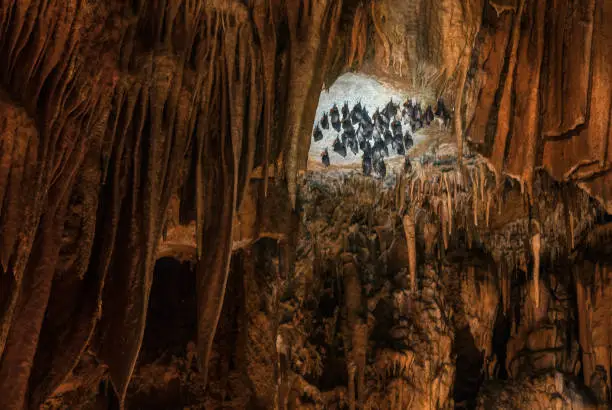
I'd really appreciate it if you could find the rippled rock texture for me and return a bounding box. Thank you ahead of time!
[1,0,612,409]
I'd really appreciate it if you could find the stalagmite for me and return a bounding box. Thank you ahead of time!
[403,213,417,293]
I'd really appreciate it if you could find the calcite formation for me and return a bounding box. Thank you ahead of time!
[465,0,612,212]
[0,0,611,409]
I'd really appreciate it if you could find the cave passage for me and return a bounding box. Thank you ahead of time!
[308,73,438,173]
[139,258,197,366]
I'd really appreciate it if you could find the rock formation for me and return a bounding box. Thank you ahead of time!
[0,0,610,409]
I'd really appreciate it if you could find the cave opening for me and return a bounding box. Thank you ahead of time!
[139,257,197,366]
[124,257,200,410]
[307,72,454,176]
[0,264,13,322]
[453,326,485,407]
[491,304,511,381]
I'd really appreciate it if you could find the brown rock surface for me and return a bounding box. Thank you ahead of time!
[0,0,611,409]
[465,0,612,212]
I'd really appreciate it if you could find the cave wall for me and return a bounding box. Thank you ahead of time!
[465,0,612,212]
[332,0,612,213]
[270,171,610,409]
[342,0,482,96]
[0,0,611,409]
[0,1,343,408]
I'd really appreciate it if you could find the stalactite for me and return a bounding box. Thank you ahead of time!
[1,0,611,408]
[93,78,166,407]
[226,21,244,168]
[237,28,262,210]
[0,102,39,282]
[0,191,70,409]
[283,0,333,209]
[197,15,222,252]
[192,9,255,394]
[0,103,94,409]
[253,0,277,197]
[0,9,124,403]
[5,0,36,81]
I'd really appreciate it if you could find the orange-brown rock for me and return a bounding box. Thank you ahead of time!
[0,0,611,409]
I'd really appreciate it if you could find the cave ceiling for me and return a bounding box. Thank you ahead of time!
[0,0,611,409]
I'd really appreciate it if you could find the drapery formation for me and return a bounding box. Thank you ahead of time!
[465,0,612,212]
[1,0,611,408]
[0,1,346,408]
